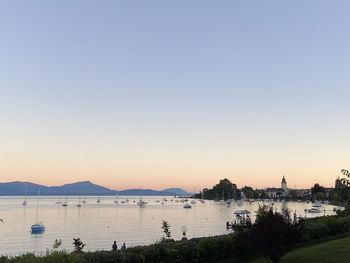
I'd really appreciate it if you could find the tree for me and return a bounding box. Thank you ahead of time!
[198,178,239,200]
[334,169,350,207]
[311,183,325,198]
[161,220,171,240]
[250,205,304,263]
[53,239,62,249]
[72,238,85,253]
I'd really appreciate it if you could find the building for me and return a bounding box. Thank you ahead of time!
[281,176,289,195]
[265,176,289,199]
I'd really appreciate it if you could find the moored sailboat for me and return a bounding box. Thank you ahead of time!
[31,189,45,234]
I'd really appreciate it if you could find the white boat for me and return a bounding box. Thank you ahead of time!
[77,196,82,207]
[31,190,45,234]
[183,203,192,209]
[22,186,27,206]
[137,200,147,208]
[313,200,321,208]
[234,209,250,215]
[307,208,321,213]
[114,194,119,204]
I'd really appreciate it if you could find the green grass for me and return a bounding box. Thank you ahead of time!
[248,235,350,263]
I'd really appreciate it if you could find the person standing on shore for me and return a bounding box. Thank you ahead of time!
[121,242,126,251]
[112,241,117,251]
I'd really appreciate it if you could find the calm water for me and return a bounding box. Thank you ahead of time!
[0,196,340,256]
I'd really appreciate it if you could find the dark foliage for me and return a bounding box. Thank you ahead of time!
[249,205,304,263]
[161,220,171,240]
[72,237,86,253]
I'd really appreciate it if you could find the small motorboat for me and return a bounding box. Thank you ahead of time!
[234,209,250,215]
[313,201,321,208]
[62,201,68,207]
[190,199,197,205]
[22,201,27,206]
[77,203,82,208]
[31,223,45,234]
[137,200,147,208]
[183,203,192,209]
[307,208,321,213]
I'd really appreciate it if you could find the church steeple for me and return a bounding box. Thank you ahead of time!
[281,176,288,191]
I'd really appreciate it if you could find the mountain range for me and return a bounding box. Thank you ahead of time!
[0,181,192,196]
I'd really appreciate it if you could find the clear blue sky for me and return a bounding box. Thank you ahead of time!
[0,1,349,190]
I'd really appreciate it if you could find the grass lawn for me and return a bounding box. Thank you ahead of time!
[248,235,350,263]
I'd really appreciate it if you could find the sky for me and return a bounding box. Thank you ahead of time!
[1,1,350,191]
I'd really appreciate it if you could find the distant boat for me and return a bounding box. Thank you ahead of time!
[56,196,62,205]
[114,194,119,204]
[137,199,147,208]
[307,208,321,213]
[183,203,192,209]
[62,196,68,207]
[22,186,27,206]
[190,199,197,205]
[31,190,45,234]
[97,197,101,204]
[313,200,321,208]
[82,196,87,204]
[137,191,147,208]
[77,196,82,207]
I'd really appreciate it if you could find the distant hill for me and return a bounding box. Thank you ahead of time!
[0,181,190,196]
[162,188,192,196]
[118,188,191,196]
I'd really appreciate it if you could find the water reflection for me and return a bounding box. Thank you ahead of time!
[0,196,341,255]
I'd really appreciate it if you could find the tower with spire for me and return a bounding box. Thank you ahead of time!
[281,176,288,195]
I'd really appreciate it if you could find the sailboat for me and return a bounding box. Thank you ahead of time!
[22,186,27,206]
[31,189,45,234]
[56,196,62,205]
[82,195,87,204]
[97,196,101,203]
[137,191,147,208]
[77,196,82,207]
[190,186,197,205]
[62,196,68,207]
[114,194,119,204]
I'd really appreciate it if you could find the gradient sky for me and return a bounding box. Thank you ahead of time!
[1,1,350,191]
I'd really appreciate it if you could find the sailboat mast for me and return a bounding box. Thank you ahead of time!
[36,189,40,223]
